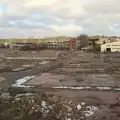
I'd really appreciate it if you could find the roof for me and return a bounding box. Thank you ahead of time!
[44,37,72,43]
[89,36,100,41]
[81,46,93,50]
[101,41,120,47]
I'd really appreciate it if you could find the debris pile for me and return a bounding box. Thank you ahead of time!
[0,91,98,120]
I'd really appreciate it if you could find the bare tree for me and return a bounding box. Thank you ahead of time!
[77,34,89,48]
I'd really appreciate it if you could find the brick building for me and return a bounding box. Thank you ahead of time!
[46,37,77,50]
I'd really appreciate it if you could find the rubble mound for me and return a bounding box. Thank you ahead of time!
[0,91,98,120]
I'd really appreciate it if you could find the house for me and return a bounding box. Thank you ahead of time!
[101,41,120,52]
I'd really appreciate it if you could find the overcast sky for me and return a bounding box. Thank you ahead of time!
[0,0,120,38]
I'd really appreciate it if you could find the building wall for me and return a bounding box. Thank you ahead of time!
[101,41,120,52]
[47,39,77,50]
[10,43,37,50]
[96,38,110,45]
[47,41,70,49]
[69,39,76,49]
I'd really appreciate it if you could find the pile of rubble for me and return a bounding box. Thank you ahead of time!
[0,91,98,120]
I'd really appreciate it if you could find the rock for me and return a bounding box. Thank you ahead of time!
[80,116,86,120]
[63,104,72,113]
[69,100,72,104]
[81,102,85,106]
[41,101,47,109]
[66,118,71,120]
[77,104,82,110]
[15,97,21,102]
[0,76,6,82]
[1,92,12,100]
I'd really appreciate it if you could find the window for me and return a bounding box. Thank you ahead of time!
[112,45,120,46]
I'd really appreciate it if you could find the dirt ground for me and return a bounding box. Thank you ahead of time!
[0,49,120,119]
[26,51,120,88]
[0,48,58,57]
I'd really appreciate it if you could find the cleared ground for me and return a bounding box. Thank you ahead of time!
[0,49,120,119]
[26,51,120,88]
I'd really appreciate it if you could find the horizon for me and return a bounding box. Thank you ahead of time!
[1,35,120,39]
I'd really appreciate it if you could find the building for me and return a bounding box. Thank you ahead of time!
[47,40,70,49]
[69,38,77,50]
[101,41,120,52]
[96,38,110,45]
[45,37,77,50]
[88,36,114,52]
[9,38,42,50]
[8,37,79,50]
[10,42,37,50]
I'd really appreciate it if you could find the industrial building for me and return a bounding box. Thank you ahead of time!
[101,41,120,52]
[46,37,77,50]
[10,42,37,50]
[7,37,79,50]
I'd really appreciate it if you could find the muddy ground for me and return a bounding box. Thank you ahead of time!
[0,49,120,120]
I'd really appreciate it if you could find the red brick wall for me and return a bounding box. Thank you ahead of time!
[69,39,76,49]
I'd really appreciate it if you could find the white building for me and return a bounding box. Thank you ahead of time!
[101,41,120,52]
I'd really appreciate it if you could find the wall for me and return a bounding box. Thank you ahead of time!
[101,41,120,52]
[69,39,76,49]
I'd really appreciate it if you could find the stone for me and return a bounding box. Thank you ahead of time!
[1,92,12,100]
[41,101,47,109]
[77,104,82,110]
[81,102,85,106]
[63,104,72,113]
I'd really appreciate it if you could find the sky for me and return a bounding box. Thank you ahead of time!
[0,0,120,38]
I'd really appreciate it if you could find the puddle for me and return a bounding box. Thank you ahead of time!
[15,93,36,98]
[13,68,24,72]
[12,76,35,88]
[97,87,111,90]
[53,86,91,90]
[114,88,120,91]
[21,65,34,67]
[39,61,50,65]
[52,86,120,91]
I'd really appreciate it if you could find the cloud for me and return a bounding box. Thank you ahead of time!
[85,0,120,15]
[50,24,82,35]
[0,9,2,16]
[0,0,120,38]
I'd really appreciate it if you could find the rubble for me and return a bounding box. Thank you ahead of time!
[84,106,98,117]
[0,90,99,120]
[0,92,12,101]
[77,104,82,110]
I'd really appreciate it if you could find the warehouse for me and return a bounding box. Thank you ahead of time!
[101,41,120,52]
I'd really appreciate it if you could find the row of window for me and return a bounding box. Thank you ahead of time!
[48,41,69,44]
[112,48,120,49]
[48,45,68,47]
[106,45,120,46]
[112,45,120,46]
[47,40,75,44]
